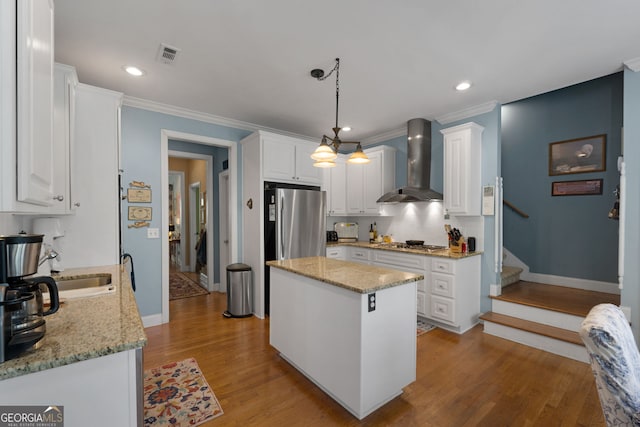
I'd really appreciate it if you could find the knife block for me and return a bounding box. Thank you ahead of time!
[449,238,464,253]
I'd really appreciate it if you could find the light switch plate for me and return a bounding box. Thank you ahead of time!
[147,228,160,239]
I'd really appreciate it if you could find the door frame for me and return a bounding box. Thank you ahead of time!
[162,131,238,324]
[218,170,230,293]
[189,181,201,272]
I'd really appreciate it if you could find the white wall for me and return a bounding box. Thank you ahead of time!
[0,214,25,235]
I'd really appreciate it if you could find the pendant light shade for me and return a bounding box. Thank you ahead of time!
[347,144,370,164]
[311,137,338,161]
[310,58,368,168]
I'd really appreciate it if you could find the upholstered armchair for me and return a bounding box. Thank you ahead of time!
[580,303,640,426]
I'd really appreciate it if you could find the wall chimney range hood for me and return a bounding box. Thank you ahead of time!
[377,118,443,203]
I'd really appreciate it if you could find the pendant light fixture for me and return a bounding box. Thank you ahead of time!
[310,58,369,168]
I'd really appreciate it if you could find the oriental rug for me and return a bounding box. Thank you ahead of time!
[144,358,223,426]
[417,319,436,336]
[169,272,208,300]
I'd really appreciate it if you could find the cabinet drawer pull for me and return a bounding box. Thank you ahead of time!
[53,195,64,201]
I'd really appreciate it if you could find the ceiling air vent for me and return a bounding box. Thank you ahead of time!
[156,43,181,65]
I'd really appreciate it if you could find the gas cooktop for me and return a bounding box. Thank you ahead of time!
[375,242,447,252]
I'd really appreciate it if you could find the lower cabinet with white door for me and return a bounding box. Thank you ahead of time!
[427,256,481,333]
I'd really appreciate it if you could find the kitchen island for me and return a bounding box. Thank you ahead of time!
[267,256,423,419]
[0,264,146,426]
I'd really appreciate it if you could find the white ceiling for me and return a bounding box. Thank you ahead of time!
[54,0,640,143]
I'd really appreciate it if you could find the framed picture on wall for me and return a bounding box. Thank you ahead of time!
[551,179,603,196]
[548,134,606,176]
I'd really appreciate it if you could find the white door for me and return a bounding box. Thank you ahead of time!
[219,170,230,293]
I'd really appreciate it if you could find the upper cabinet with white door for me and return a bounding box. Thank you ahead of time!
[1,0,56,212]
[345,146,395,215]
[441,122,484,216]
[262,134,322,185]
[50,64,79,214]
[323,155,347,215]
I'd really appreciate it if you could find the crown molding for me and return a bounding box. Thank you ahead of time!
[360,125,407,146]
[435,100,499,125]
[624,57,640,72]
[122,95,317,142]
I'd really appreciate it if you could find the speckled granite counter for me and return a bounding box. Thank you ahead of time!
[328,241,482,259]
[0,264,147,381]
[267,256,423,293]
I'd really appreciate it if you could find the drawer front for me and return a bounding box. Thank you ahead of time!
[431,273,455,298]
[417,291,427,316]
[372,250,426,270]
[326,247,345,259]
[432,258,455,274]
[430,295,455,323]
[348,247,370,263]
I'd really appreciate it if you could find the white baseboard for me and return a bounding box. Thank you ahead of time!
[522,271,619,295]
[142,313,163,328]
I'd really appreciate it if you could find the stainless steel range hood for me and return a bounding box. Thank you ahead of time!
[377,118,443,203]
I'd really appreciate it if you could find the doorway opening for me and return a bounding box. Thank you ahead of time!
[161,130,238,324]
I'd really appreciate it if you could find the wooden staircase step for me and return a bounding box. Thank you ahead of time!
[492,281,620,317]
[480,312,584,346]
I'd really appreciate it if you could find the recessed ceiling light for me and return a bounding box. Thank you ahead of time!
[123,65,146,77]
[455,81,472,91]
[342,126,352,132]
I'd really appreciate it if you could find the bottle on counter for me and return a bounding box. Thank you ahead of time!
[369,224,374,243]
[373,222,378,241]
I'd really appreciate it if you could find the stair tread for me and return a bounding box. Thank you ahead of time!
[480,312,584,346]
[491,281,620,317]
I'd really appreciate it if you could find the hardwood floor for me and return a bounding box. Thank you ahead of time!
[143,292,605,426]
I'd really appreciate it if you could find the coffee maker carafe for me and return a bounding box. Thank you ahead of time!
[0,234,60,363]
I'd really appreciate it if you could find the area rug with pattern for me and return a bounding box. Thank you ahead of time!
[417,319,436,336]
[144,358,223,426]
[169,272,209,300]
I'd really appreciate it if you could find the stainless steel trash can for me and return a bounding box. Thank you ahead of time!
[223,263,252,318]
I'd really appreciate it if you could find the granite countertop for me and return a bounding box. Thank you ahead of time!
[267,256,423,294]
[328,241,482,259]
[0,264,147,381]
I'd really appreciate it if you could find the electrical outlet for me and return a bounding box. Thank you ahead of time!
[368,292,376,312]
[147,228,160,239]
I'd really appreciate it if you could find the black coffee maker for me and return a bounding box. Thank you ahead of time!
[0,234,59,363]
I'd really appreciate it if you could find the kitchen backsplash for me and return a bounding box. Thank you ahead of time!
[327,202,484,250]
[0,213,24,235]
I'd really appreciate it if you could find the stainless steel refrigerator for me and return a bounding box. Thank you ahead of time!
[264,181,326,314]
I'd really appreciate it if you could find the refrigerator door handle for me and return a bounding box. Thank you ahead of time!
[279,195,285,259]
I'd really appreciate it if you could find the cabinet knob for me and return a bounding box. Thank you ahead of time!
[74,202,81,207]
[53,195,64,202]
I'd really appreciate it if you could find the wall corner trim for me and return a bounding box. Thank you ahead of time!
[435,100,500,125]
[624,57,640,72]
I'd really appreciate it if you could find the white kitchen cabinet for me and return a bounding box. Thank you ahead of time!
[262,134,322,185]
[441,122,484,216]
[372,250,429,316]
[345,146,395,215]
[426,256,481,333]
[0,348,142,426]
[50,63,78,214]
[326,246,346,259]
[323,155,347,215]
[56,84,123,267]
[0,0,57,212]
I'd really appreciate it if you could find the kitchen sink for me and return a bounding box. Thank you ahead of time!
[44,273,116,302]
[55,274,112,292]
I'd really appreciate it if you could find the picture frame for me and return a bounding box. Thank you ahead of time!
[128,206,152,221]
[127,188,152,203]
[548,134,606,176]
[551,179,603,196]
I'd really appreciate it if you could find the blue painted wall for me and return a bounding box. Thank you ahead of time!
[120,106,251,316]
[622,68,640,341]
[501,73,623,282]
[168,140,228,283]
